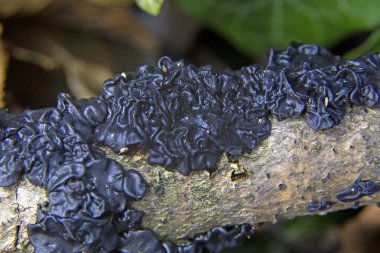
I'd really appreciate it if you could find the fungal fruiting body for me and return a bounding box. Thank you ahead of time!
[0,42,379,252]
[336,179,380,202]
[307,197,335,212]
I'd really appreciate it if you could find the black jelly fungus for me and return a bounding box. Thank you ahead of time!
[352,201,360,209]
[307,197,335,212]
[118,230,166,253]
[0,42,379,252]
[164,224,254,253]
[336,178,380,202]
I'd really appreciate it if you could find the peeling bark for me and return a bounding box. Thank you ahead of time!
[0,106,378,251]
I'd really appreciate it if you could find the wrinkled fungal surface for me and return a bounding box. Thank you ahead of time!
[336,179,380,202]
[162,224,254,253]
[307,197,335,212]
[0,42,380,252]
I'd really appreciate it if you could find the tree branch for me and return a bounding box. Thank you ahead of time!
[1,43,380,252]
[117,106,380,243]
[0,106,379,251]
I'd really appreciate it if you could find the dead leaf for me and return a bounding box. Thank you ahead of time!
[0,23,8,108]
[49,43,114,98]
[2,0,161,101]
[339,204,380,253]
[0,0,51,18]
[40,0,160,55]
[84,0,133,6]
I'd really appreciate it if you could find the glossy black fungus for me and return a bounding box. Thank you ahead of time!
[0,106,149,252]
[95,42,380,175]
[352,201,360,209]
[307,197,335,212]
[336,179,380,202]
[0,42,380,252]
[163,224,254,253]
[118,230,166,253]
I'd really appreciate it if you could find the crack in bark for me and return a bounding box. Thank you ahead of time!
[14,183,20,250]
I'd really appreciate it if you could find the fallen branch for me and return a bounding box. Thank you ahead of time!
[0,43,380,252]
[127,106,380,242]
[0,106,379,251]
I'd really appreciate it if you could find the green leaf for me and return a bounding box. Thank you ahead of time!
[176,0,380,58]
[345,28,380,59]
[135,0,164,16]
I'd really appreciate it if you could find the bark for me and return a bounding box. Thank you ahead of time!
[0,106,379,251]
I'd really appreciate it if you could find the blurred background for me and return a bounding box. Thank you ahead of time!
[0,0,380,252]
